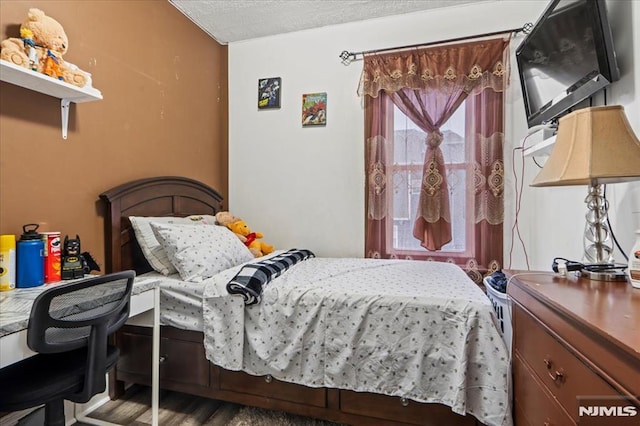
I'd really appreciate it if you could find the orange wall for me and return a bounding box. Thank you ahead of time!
[0,1,228,270]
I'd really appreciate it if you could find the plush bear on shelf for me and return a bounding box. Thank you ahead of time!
[215,211,275,257]
[0,8,89,87]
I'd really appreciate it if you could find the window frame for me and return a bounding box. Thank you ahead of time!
[385,103,476,259]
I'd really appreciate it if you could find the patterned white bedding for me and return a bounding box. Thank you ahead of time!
[138,271,206,331]
[202,254,513,426]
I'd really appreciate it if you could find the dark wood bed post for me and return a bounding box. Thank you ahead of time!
[100,176,224,275]
[99,176,223,399]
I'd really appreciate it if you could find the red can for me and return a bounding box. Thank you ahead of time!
[42,232,61,283]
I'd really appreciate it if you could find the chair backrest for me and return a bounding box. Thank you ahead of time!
[27,271,135,402]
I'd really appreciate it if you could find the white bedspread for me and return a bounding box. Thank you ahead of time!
[202,255,512,426]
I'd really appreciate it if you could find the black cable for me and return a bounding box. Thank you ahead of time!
[531,156,543,168]
[603,185,629,261]
[552,257,627,273]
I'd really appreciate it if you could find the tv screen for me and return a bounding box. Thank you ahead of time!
[516,0,619,127]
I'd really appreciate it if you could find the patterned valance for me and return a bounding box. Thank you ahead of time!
[358,37,510,98]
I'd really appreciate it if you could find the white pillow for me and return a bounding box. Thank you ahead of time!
[150,222,254,282]
[129,215,217,275]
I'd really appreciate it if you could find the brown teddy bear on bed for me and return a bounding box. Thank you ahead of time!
[215,211,274,257]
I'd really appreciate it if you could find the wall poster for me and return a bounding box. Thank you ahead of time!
[302,92,327,126]
[258,77,281,109]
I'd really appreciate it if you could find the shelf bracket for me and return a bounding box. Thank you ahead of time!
[61,99,70,140]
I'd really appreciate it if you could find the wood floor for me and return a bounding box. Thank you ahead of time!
[78,385,343,426]
[1,385,343,425]
[78,385,242,425]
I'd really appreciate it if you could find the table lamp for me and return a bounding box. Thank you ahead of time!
[530,105,640,281]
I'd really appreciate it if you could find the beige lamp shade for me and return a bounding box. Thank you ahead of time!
[531,105,640,187]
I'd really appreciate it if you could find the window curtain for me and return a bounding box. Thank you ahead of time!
[386,88,466,250]
[365,94,393,256]
[363,36,509,282]
[466,88,505,281]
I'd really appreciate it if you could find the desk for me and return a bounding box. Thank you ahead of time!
[0,275,161,426]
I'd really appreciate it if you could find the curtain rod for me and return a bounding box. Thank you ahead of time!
[339,23,533,65]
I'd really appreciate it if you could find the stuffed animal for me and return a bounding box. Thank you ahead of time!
[227,220,274,257]
[215,211,258,256]
[215,211,274,257]
[215,211,241,228]
[0,8,88,87]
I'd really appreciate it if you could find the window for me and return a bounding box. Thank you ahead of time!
[361,37,508,282]
[390,103,474,256]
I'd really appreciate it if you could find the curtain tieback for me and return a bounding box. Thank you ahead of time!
[426,131,444,148]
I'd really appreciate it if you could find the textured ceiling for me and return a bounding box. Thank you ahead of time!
[169,0,490,44]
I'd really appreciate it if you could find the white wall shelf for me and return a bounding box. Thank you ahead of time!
[0,59,102,139]
[523,135,556,157]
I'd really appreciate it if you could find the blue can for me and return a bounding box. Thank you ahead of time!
[16,224,44,288]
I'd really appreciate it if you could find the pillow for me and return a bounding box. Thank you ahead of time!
[150,222,254,282]
[129,215,217,275]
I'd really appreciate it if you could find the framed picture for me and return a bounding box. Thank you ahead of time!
[302,92,327,126]
[258,77,281,109]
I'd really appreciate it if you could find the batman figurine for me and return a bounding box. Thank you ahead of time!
[61,235,101,280]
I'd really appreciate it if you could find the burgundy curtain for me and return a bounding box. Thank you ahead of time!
[388,88,469,250]
[465,88,505,281]
[363,36,509,282]
[359,38,509,98]
[364,94,393,258]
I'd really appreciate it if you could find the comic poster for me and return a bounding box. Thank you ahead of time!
[302,92,327,126]
[258,77,281,109]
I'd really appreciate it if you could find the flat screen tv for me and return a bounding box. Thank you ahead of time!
[516,0,620,127]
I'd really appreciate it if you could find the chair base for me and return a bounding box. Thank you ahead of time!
[9,403,123,426]
[13,401,65,426]
[74,411,123,426]
[16,406,44,426]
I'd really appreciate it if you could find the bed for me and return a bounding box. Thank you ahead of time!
[100,176,512,426]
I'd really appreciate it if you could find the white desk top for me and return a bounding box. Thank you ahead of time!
[0,276,159,338]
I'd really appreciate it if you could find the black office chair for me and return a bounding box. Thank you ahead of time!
[0,271,135,426]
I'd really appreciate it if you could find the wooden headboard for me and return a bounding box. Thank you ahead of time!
[99,176,223,274]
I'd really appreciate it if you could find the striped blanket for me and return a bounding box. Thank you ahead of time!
[226,249,315,305]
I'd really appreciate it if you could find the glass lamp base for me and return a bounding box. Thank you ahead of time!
[581,268,628,282]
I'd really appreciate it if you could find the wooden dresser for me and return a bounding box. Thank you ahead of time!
[506,271,640,426]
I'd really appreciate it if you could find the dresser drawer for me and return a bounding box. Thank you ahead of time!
[340,390,475,426]
[116,327,153,377]
[513,305,619,422]
[219,369,326,408]
[116,325,210,388]
[513,352,574,426]
[159,337,210,387]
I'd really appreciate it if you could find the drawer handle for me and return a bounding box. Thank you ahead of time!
[543,358,565,383]
[400,397,409,407]
[264,374,273,383]
[159,355,167,363]
[548,368,564,383]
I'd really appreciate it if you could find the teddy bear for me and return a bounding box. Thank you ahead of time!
[0,8,88,88]
[215,211,274,257]
[215,211,258,255]
[215,211,241,229]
